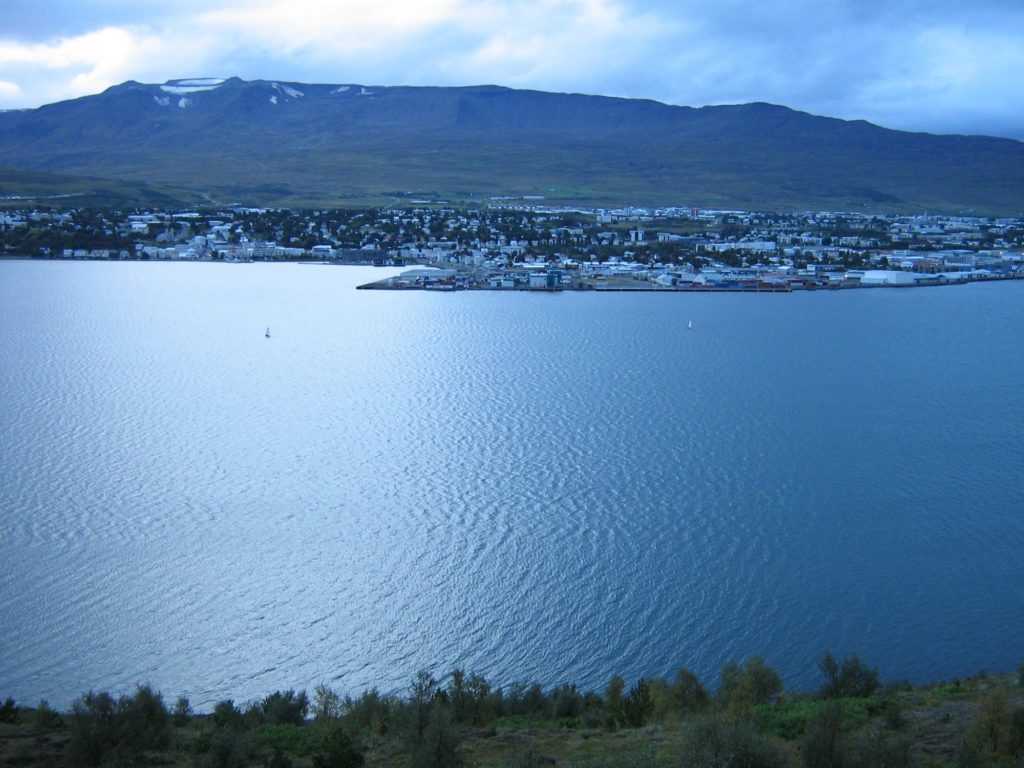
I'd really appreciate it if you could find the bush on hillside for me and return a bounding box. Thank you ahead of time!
[679,713,787,768]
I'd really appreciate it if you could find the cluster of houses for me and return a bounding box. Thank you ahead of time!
[2,206,1022,290]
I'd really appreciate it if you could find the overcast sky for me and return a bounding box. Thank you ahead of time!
[1,0,1022,139]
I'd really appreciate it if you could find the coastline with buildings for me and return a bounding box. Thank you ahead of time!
[3,204,1022,293]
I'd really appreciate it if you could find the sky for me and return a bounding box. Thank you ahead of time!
[1,0,1022,139]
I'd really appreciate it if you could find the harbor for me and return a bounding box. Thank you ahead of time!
[356,263,1021,292]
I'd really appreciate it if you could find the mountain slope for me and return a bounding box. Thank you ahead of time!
[1,78,1022,212]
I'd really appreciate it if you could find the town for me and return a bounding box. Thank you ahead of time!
[2,203,1022,291]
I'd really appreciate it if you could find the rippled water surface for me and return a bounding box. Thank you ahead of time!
[1,261,1022,708]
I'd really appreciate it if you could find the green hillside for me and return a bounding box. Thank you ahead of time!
[1,79,1023,213]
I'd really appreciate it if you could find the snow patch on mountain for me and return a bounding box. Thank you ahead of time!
[161,84,221,95]
[154,96,171,107]
[271,83,304,99]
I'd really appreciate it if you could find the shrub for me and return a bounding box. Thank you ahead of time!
[409,671,439,741]
[174,695,192,726]
[413,706,461,768]
[213,699,244,729]
[851,725,914,768]
[568,750,660,767]
[312,725,364,768]
[447,671,494,726]
[550,684,584,720]
[121,683,170,751]
[1009,706,1024,756]
[818,653,880,699]
[965,688,1024,761]
[33,699,61,729]
[343,688,393,735]
[67,691,121,768]
[0,697,17,724]
[206,725,251,768]
[969,687,1011,755]
[644,677,672,723]
[622,679,653,728]
[265,748,295,768]
[802,699,846,768]
[523,683,547,716]
[261,690,309,726]
[755,699,819,740]
[66,685,170,767]
[258,722,323,756]
[881,695,906,731]
[605,675,626,728]
[679,713,787,768]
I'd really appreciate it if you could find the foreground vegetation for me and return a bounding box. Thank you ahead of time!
[2,655,1022,768]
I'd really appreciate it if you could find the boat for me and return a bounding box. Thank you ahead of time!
[265,327,270,338]
[688,319,692,329]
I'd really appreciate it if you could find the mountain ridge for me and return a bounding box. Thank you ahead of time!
[1,77,1022,213]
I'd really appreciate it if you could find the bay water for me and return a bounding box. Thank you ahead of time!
[1,260,1022,709]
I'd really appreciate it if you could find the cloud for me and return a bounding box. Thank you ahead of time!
[0,26,214,106]
[0,81,23,99]
[196,0,463,54]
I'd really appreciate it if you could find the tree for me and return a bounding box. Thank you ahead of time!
[343,688,392,735]
[173,695,192,726]
[413,706,461,768]
[313,684,341,722]
[67,691,120,768]
[212,699,244,729]
[670,668,710,714]
[260,689,309,726]
[605,675,626,728]
[622,679,654,728]
[818,653,880,699]
[717,657,783,712]
[410,671,438,741]
[549,684,584,720]
[67,686,170,768]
